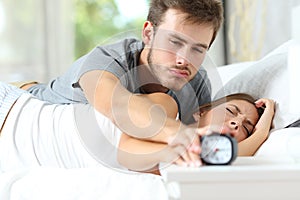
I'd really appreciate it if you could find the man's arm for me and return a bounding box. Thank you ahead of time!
[117,93,202,173]
[79,70,198,147]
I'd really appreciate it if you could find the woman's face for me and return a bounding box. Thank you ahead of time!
[199,99,259,142]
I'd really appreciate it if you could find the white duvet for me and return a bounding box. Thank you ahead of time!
[0,167,168,200]
[1,129,299,200]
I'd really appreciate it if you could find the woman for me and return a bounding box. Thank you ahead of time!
[118,92,275,174]
[0,82,274,174]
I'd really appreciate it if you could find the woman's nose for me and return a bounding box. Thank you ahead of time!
[227,120,240,137]
[229,121,239,130]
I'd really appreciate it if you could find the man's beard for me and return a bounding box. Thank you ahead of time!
[146,47,162,85]
[147,47,188,91]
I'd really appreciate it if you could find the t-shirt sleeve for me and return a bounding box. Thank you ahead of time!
[75,47,127,82]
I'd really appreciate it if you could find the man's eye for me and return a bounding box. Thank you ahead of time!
[192,47,204,54]
[169,39,181,46]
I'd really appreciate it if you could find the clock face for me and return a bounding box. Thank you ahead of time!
[200,133,236,165]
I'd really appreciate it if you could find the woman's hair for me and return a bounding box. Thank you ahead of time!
[147,0,224,48]
[198,93,264,118]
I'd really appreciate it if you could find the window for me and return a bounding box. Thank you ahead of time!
[74,0,148,58]
[0,0,148,82]
[0,0,74,82]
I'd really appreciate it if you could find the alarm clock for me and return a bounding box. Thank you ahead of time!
[200,132,238,165]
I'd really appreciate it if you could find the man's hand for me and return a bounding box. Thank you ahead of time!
[162,126,210,167]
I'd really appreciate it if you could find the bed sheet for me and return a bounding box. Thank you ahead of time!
[0,167,168,200]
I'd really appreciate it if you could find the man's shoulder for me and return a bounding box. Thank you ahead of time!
[98,38,144,53]
[85,38,143,68]
[188,68,211,95]
[191,67,209,84]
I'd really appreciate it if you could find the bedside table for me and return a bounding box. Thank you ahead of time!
[163,157,300,200]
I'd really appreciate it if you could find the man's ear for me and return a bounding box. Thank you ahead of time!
[193,110,208,122]
[142,21,154,45]
[193,111,201,122]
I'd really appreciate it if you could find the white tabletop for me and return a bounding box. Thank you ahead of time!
[163,157,300,200]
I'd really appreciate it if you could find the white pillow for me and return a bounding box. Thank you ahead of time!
[216,61,255,85]
[214,41,300,130]
[255,128,300,161]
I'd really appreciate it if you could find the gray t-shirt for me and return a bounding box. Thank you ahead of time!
[28,38,211,124]
[0,82,25,129]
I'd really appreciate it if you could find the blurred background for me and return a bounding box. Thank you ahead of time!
[0,0,299,82]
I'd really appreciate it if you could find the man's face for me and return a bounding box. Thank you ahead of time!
[145,9,214,91]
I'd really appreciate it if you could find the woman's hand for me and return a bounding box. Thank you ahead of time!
[255,98,275,130]
[255,98,275,115]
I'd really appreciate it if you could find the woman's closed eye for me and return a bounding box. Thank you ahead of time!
[226,107,236,115]
[243,120,255,137]
[242,124,251,137]
[227,106,252,136]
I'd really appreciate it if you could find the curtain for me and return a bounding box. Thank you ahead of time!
[0,0,74,82]
[224,0,300,64]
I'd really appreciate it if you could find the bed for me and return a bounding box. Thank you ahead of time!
[164,39,300,199]
[0,40,300,200]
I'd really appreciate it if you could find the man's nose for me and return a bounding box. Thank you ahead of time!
[176,48,189,66]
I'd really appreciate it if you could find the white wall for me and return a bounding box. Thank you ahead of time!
[292,4,300,40]
[207,25,226,67]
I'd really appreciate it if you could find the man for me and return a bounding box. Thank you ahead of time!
[24,0,224,160]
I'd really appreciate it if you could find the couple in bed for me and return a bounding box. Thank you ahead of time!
[0,82,274,175]
[1,0,275,175]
